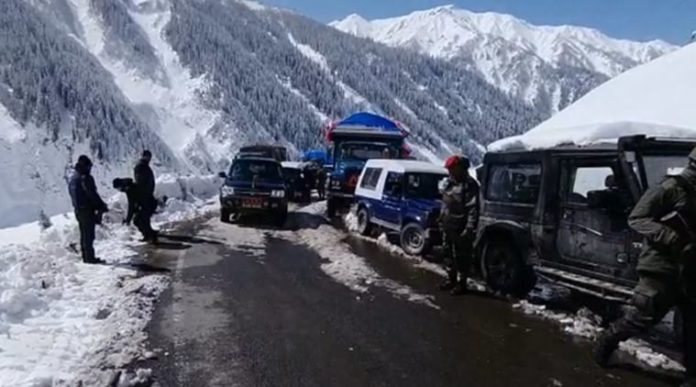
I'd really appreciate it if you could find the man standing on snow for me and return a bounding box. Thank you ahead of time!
[133,150,158,242]
[439,155,479,295]
[113,178,157,243]
[68,155,108,264]
[595,147,696,387]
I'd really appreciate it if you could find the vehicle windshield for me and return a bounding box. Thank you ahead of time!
[405,173,447,200]
[642,155,690,187]
[230,160,281,180]
[338,142,394,162]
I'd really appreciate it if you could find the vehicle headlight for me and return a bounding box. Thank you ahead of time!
[271,190,285,198]
[221,186,235,196]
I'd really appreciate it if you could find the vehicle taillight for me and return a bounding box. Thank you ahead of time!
[347,174,358,188]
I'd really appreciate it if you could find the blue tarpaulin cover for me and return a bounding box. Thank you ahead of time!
[335,112,402,132]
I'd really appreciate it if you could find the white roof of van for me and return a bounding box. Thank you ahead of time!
[364,159,447,174]
[281,161,304,169]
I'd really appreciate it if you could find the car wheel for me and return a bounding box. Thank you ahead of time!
[274,210,288,227]
[400,223,429,256]
[356,207,373,236]
[481,237,534,296]
[220,208,231,223]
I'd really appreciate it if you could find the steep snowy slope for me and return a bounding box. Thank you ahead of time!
[491,43,696,151]
[0,0,179,227]
[332,6,676,114]
[0,0,547,227]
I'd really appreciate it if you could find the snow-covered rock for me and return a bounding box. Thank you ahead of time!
[491,43,696,151]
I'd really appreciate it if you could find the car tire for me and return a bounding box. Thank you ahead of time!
[400,223,430,256]
[274,210,288,228]
[481,237,535,296]
[356,207,373,236]
[220,208,231,223]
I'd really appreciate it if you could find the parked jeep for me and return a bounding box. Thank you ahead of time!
[218,157,288,226]
[354,159,447,256]
[475,135,696,300]
[281,161,311,202]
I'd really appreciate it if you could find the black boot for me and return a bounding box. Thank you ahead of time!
[450,283,468,296]
[439,280,457,291]
[594,332,620,368]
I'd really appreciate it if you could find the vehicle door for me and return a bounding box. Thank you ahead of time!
[556,157,637,282]
[381,172,404,227]
[357,167,383,219]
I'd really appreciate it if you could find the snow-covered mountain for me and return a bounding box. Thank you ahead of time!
[491,42,696,151]
[331,5,677,114]
[0,0,542,226]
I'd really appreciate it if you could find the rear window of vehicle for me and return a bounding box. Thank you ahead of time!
[230,160,281,180]
[485,163,542,204]
[360,167,382,190]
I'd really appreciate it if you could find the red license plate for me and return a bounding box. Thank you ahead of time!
[242,198,264,208]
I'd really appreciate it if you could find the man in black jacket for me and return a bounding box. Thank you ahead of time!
[595,147,696,387]
[113,178,157,243]
[133,150,158,242]
[68,155,108,264]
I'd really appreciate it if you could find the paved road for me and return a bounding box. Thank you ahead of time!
[135,211,674,387]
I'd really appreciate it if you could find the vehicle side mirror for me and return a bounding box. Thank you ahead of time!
[218,172,227,179]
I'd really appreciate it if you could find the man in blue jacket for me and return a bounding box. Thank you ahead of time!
[68,155,108,264]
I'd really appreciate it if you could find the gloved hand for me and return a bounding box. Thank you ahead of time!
[655,228,682,247]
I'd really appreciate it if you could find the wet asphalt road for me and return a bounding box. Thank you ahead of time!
[135,211,673,387]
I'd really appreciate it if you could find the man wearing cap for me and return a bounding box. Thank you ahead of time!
[439,155,480,295]
[68,155,108,264]
[134,150,158,242]
[595,147,696,387]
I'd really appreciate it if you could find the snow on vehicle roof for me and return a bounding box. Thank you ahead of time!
[281,161,305,169]
[364,159,447,174]
[489,43,696,152]
[490,122,696,152]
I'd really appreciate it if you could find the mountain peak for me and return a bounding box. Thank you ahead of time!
[332,5,677,76]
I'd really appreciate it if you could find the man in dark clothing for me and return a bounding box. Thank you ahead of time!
[595,147,696,387]
[68,155,108,264]
[133,150,158,241]
[316,165,327,200]
[134,150,155,198]
[113,178,158,243]
[439,155,480,295]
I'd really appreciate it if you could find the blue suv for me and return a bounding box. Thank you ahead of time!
[354,159,447,256]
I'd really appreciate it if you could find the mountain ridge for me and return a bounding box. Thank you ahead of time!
[331,5,676,114]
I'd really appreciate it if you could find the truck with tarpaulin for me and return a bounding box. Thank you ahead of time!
[324,112,410,217]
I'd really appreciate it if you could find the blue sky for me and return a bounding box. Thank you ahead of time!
[262,0,694,44]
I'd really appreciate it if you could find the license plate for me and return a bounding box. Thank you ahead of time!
[242,198,264,208]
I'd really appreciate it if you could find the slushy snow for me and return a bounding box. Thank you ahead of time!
[0,175,220,386]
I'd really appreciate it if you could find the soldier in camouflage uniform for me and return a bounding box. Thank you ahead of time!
[595,147,696,387]
[439,155,480,295]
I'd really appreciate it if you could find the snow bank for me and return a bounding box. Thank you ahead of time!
[490,43,696,152]
[513,299,684,372]
[0,175,219,386]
